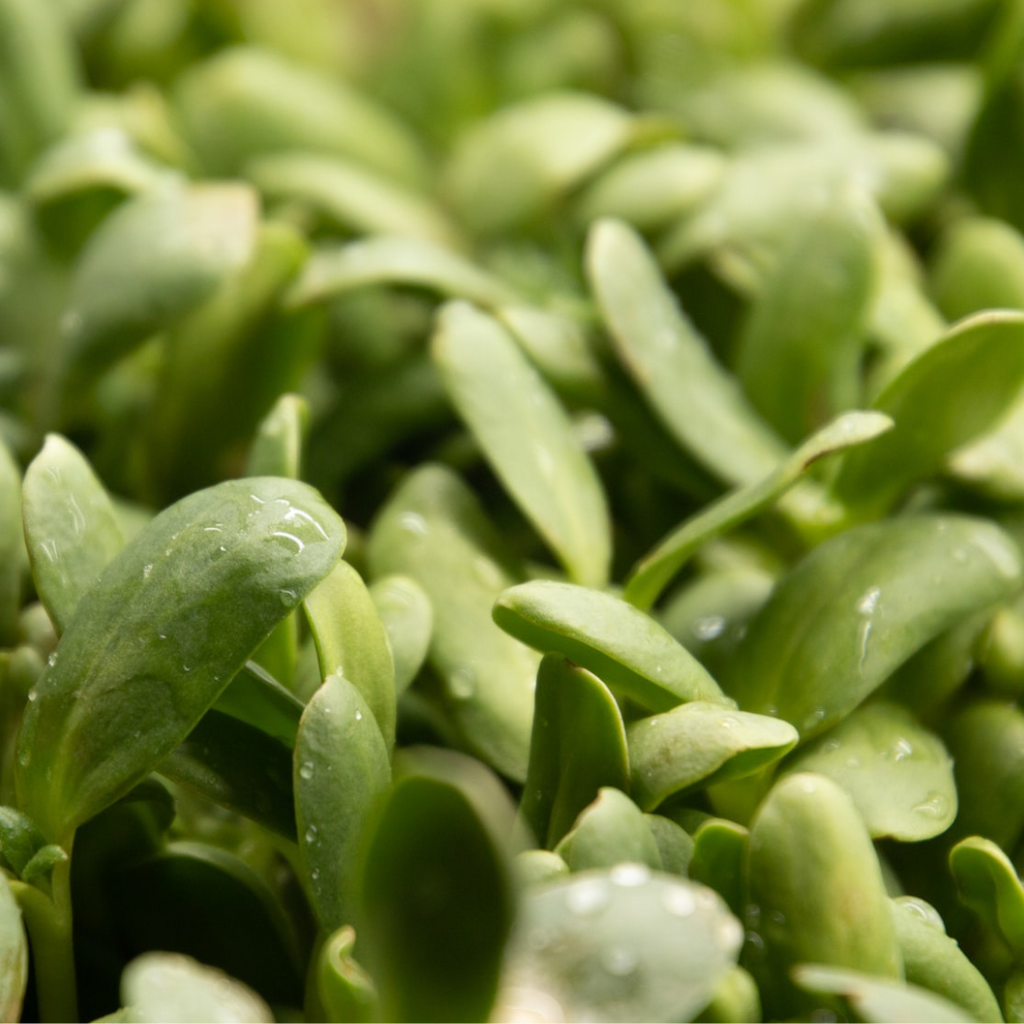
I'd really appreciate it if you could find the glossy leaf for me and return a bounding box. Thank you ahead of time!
[286,236,516,310]
[574,142,726,231]
[793,964,976,1024]
[444,92,634,234]
[728,514,1022,739]
[359,748,518,1023]
[0,440,22,648]
[22,433,124,635]
[944,700,1024,850]
[501,865,743,1024]
[247,151,457,246]
[746,774,902,1017]
[368,575,432,697]
[555,788,662,873]
[316,926,378,1024]
[433,301,612,588]
[367,465,538,782]
[304,561,396,749]
[122,951,273,1024]
[587,218,789,488]
[16,477,345,843]
[294,673,391,933]
[173,46,427,185]
[783,702,957,841]
[627,703,798,811]
[891,897,1003,1023]
[951,836,1024,960]
[493,579,729,712]
[625,411,893,610]
[158,710,296,840]
[520,655,629,849]
[734,189,880,443]
[833,310,1024,515]
[0,868,25,1023]
[59,182,259,389]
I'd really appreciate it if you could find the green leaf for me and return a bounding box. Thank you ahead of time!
[499,866,743,1024]
[695,964,762,1024]
[172,46,427,185]
[943,700,1024,850]
[22,433,124,635]
[58,182,259,391]
[574,142,726,232]
[625,411,893,610]
[734,189,881,444]
[746,774,902,1018]
[520,655,629,849]
[368,575,433,697]
[316,926,378,1024]
[158,710,296,840]
[689,818,749,919]
[0,439,22,648]
[646,814,694,876]
[891,897,1003,1023]
[367,465,538,782]
[586,218,789,488]
[122,951,274,1024]
[211,660,303,749]
[727,514,1022,739]
[493,580,729,712]
[145,220,309,502]
[554,787,662,873]
[247,151,458,247]
[286,235,517,311]
[294,674,391,933]
[303,561,396,750]
[832,310,1024,516]
[951,836,1024,960]
[782,702,956,841]
[0,868,26,1024]
[246,393,308,480]
[433,301,612,588]
[359,748,518,1023]
[16,476,345,843]
[0,808,46,879]
[627,703,798,811]
[792,964,977,1024]
[444,92,635,234]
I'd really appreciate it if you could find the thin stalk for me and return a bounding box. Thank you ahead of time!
[13,845,77,1023]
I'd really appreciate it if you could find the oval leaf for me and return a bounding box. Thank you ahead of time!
[782,702,956,841]
[294,673,391,933]
[950,836,1024,960]
[22,433,124,635]
[586,218,789,488]
[833,310,1024,515]
[367,465,537,782]
[727,514,1022,739]
[368,575,432,697]
[521,654,629,849]
[433,301,612,588]
[16,477,345,843]
[555,788,662,873]
[493,580,728,712]
[499,866,743,1024]
[627,703,799,812]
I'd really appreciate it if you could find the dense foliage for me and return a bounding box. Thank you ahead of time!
[5,0,1024,1020]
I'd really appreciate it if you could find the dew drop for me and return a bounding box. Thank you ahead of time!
[143,563,153,580]
[610,863,649,888]
[802,706,826,733]
[279,588,298,607]
[272,530,305,553]
[399,512,429,537]
[449,666,476,700]
[299,762,315,780]
[856,586,881,615]
[355,710,363,722]
[305,825,318,844]
[46,653,58,668]
[693,615,726,641]
[663,887,696,917]
[566,879,609,916]
[821,739,841,754]
[720,715,740,730]
[913,792,950,819]
[26,688,37,703]
[890,737,914,762]
[311,869,320,883]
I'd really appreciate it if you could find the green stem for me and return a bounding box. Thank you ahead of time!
[13,845,78,1023]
